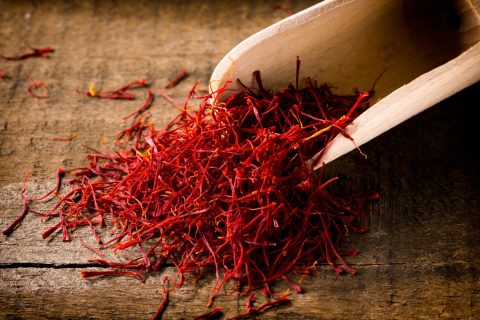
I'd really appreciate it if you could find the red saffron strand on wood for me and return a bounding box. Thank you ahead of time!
[26,77,49,99]
[246,292,256,312]
[153,278,169,320]
[123,90,154,120]
[229,297,291,320]
[2,173,31,236]
[282,275,303,293]
[81,79,149,100]
[253,297,291,314]
[192,307,223,320]
[164,67,187,89]
[47,134,77,142]
[84,89,134,100]
[112,79,149,92]
[115,114,151,148]
[0,70,9,79]
[80,270,145,282]
[76,235,106,258]
[157,89,181,107]
[0,47,54,60]
[87,259,144,269]
[33,167,65,201]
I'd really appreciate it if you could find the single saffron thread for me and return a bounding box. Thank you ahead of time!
[47,134,77,142]
[193,307,223,320]
[81,79,148,100]
[26,77,49,99]
[165,67,187,89]
[153,278,169,319]
[0,47,54,60]
[33,167,65,202]
[123,90,154,120]
[2,173,31,236]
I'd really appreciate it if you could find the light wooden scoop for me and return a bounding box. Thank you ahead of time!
[210,0,480,169]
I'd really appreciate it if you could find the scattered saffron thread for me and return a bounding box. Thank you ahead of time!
[26,77,49,99]
[0,47,55,60]
[2,173,31,236]
[80,270,145,282]
[193,307,223,320]
[0,70,9,79]
[229,295,291,319]
[47,134,77,142]
[115,115,151,148]
[157,89,181,107]
[77,235,106,259]
[165,67,187,89]
[81,79,148,100]
[153,278,169,320]
[123,90,154,120]
[33,167,65,202]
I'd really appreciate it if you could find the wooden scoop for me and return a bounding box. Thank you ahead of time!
[209,0,480,168]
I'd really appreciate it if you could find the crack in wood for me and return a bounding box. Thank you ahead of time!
[0,261,475,270]
[0,262,103,269]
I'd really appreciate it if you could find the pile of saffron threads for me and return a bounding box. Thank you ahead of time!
[7,65,379,317]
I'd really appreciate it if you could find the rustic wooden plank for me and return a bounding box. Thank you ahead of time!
[1,0,479,319]
[1,262,478,319]
[1,90,479,318]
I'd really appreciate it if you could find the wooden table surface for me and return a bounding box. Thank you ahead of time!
[1,1,479,319]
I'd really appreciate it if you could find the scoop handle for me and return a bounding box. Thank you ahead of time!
[313,41,480,168]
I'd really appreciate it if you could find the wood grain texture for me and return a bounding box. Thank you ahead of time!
[1,0,479,319]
